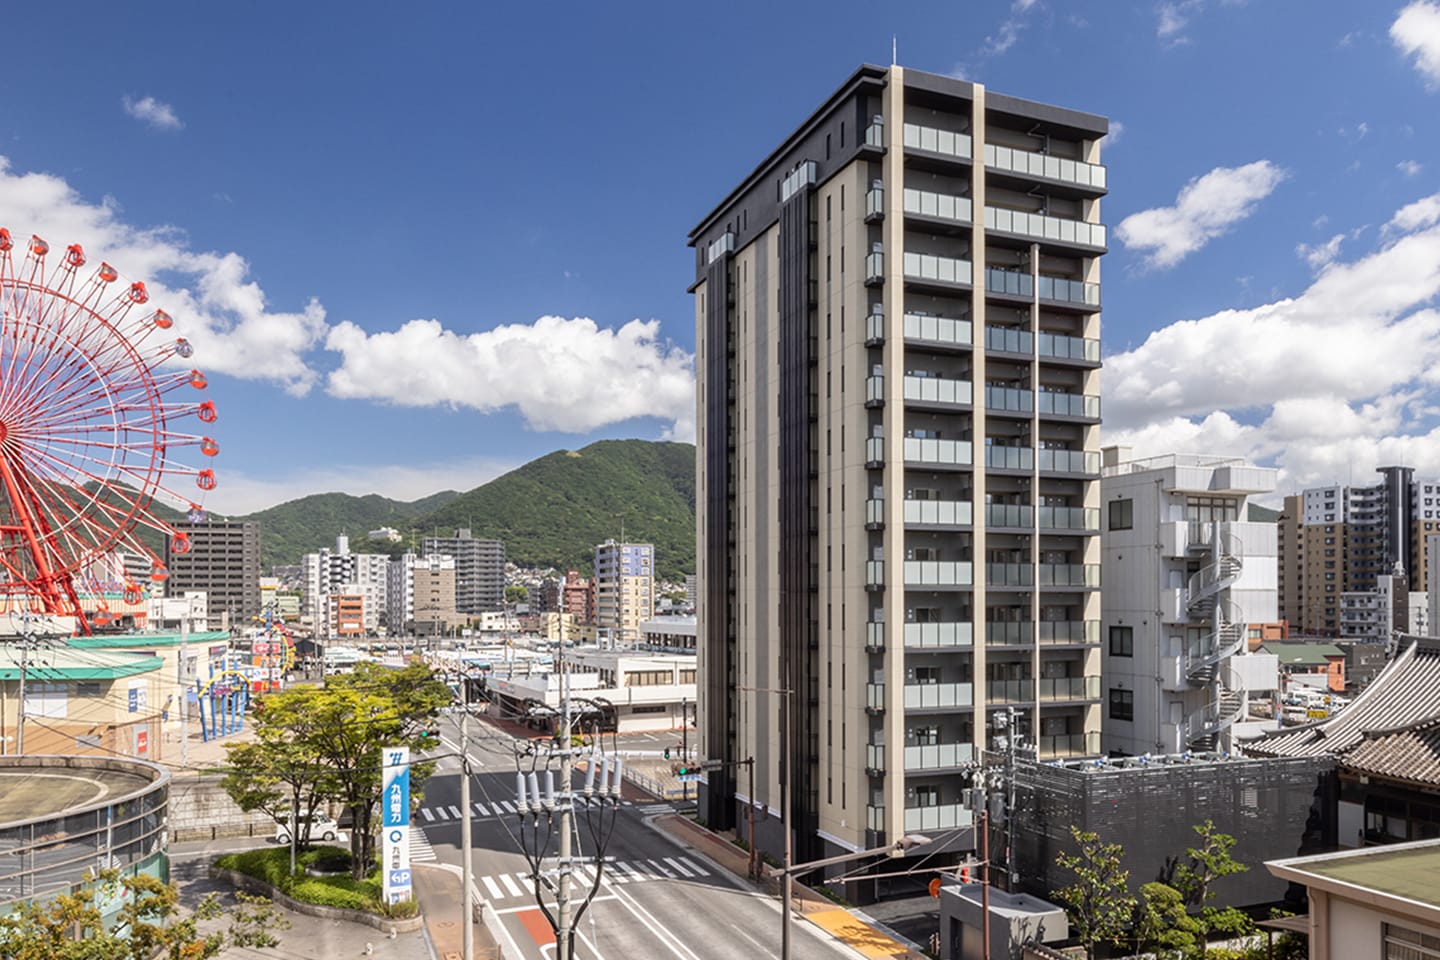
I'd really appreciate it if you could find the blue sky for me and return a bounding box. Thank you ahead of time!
[3,0,1439,511]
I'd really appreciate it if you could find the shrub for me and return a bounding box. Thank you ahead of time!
[379,897,419,919]
[215,847,386,914]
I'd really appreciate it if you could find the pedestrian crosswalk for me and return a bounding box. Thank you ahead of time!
[637,803,673,816]
[477,856,711,903]
[417,798,617,823]
[410,828,436,863]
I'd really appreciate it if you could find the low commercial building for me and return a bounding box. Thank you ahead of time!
[0,648,165,760]
[637,616,696,654]
[488,649,696,732]
[1258,641,1347,693]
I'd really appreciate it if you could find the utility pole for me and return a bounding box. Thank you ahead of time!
[980,808,991,960]
[681,697,689,804]
[461,700,474,960]
[557,642,573,960]
[179,615,190,769]
[15,632,27,755]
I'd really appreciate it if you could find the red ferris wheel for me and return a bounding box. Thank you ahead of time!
[0,229,218,634]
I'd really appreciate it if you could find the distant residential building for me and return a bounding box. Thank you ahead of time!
[303,536,388,637]
[638,616,696,654]
[328,594,365,638]
[1257,640,1347,693]
[164,520,262,628]
[537,575,562,614]
[1101,449,1280,755]
[594,540,653,645]
[683,574,697,609]
[422,529,504,614]
[367,526,403,543]
[147,591,210,633]
[386,552,460,635]
[560,570,594,624]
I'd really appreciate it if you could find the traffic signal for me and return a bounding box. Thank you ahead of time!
[664,747,671,760]
[672,764,697,776]
[418,728,441,740]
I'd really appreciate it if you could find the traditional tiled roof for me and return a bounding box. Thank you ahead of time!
[1244,636,1440,759]
[1341,717,1440,787]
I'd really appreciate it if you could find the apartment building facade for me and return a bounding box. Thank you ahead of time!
[302,535,389,636]
[693,64,1106,869]
[1100,450,1280,756]
[593,541,654,644]
[164,520,262,627]
[385,552,461,635]
[422,529,504,615]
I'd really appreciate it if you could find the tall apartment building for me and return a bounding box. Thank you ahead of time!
[593,541,653,644]
[302,535,389,636]
[164,520,262,627]
[693,64,1107,873]
[385,552,459,634]
[421,529,504,615]
[1277,467,1440,636]
[1100,450,1279,756]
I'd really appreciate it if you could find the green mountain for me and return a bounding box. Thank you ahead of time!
[244,491,461,570]
[414,439,697,581]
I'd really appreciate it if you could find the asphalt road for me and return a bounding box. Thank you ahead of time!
[416,714,864,960]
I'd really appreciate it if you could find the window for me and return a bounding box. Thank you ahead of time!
[1108,499,1133,531]
[914,785,939,807]
[1109,626,1133,657]
[75,682,102,697]
[1384,923,1440,960]
[1108,688,1133,721]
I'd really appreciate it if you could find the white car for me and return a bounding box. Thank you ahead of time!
[275,813,347,844]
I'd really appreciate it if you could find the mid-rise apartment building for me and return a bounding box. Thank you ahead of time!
[164,520,262,627]
[385,552,461,635]
[1100,450,1279,756]
[302,535,389,636]
[693,64,1107,873]
[422,529,504,615]
[594,541,654,644]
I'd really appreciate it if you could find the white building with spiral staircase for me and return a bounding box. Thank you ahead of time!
[1099,449,1281,756]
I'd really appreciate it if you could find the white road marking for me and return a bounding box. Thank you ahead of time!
[481,875,503,899]
[498,872,524,897]
[677,857,709,877]
[448,805,462,819]
[420,807,435,822]
[664,857,693,878]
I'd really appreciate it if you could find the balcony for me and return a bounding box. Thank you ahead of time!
[905,499,973,527]
[865,374,886,408]
[985,446,1033,471]
[903,437,972,467]
[865,308,886,346]
[1038,392,1101,420]
[903,375,972,407]
[1038,731,1102,759]
[866,185,886,223]
[1038,449,1101,475]
[985,206,1107,250]
[904,622,973,649]
[903,252,973,287]
[865,560,886,590]
[780,161,817,202]
[904,743,975,771]
[865,743,886,776]
[904,682,974,710]
[1040,564,1101,587]
[984,143,1107,191]
[904,561,974,587]
[904,803,973,832]
[903,187,973,225]
[987,562,1033,587]
[903,312,972,348]
[987,622,1034,646]
[865,437,886,468]
[866,682,886,716]
[984,267,1100,307]
[867,803,887,833]
[903,123,973,161]
[865,498,886,530]
[986,503,1033,528]
[1039,506,1100,530]
[1039,620,1100,645]
[986,679,1034,703]
[1039,676,1101,701]
[1039,332,1101,364]
[866,620,886,654]
[986,326,1032,356]
[865,251,885,286]
[985,385,1033,415]
[865,118,886,150]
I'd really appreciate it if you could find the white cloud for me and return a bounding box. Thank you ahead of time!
[1104,193,1440,496]
[207,455,521,515]
[1157,0,1204,42]
[1398,159,1425,176]
[324,315,696,440]
[983,0,1042,56]
[1114,160,1287,269]
[1296,233,1345,270]
[1104,120,1125,148]
[121,95,182,130]
[0,155,326,393]
[1392,1,1440,88]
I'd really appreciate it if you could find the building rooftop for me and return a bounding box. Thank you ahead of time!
[1256,641,1346,666]
[67,630,231,649]
[0,756,167,827]
[0,646,163,681]
[1340,717,1440,787]
[1267,839,1440,921]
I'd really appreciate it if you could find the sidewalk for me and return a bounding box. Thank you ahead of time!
[414,864,502,960]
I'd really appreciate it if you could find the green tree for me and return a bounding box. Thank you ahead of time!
[505,585,529,604]
[0,870,287,959]
[222,690,334,854]
[1176,819,1249,910]
[1052,825,1136,960]
[1135,881,1202,958]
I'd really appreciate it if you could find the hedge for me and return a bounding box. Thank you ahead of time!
[215,846,386,915]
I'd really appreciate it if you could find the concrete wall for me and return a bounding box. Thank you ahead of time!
[168,774,277,841]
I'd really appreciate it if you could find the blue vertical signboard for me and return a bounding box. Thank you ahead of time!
[381,747,411,904]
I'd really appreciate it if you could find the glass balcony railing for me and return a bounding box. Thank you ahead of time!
[985,266,1033,299]
[904,499,973,526]
[1039,331,1100,362]
[985,385,1033,414]
[1038,392,1101,419]
[1039,506,1100,530]
[865,118,885,149]
[987,562,1033,586]
[904,312,972,347]
[903,375,972,406]
[865,743,885,772]
[866,252,885,283]
[866,375,885,404]
[985,206,1107,248]
[904,803,973,832]
[867,621,886,650]
[866,308,886,344]
[903,188,973,224]
[903,123,973,160]
[904,561,974,587]
[903,437,972,466]
[988,622,1033,645]
[865,560,886,587]
[867,803,886,832]
[904,622,973,648]
[1040,620,1100,644]
[866,437,886,464]
[1039,676,1102,701]
[866,186,886,219]
[903,252,973,286]
[866,682,886,710]
[904,743,975,771]
[985,503,1033,527]
[986,679,1034,703]
[903,682,974,709]
[1039,563,1101,587]
[986,326,1032,355]
[1038,449,1101,474]
[984,143,1107,190]
[866,498,886,526]
[985,446,1033,471]
[1038,274,1101,306]
[1038,732,1102,759]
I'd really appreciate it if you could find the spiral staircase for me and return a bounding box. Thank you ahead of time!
[1185,527,1248,751]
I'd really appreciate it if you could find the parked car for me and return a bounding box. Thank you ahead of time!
[275,813,347,844]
